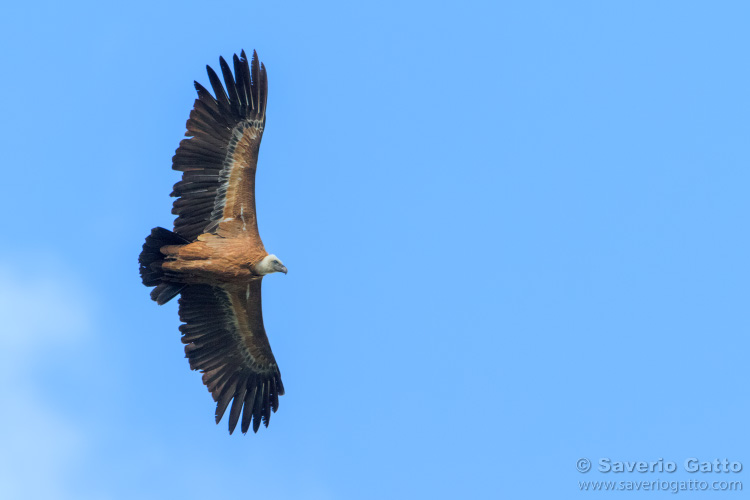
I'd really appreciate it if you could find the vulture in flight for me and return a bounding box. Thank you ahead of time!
[139,50,287,434]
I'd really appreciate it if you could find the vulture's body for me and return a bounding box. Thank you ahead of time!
[139,50,287,435]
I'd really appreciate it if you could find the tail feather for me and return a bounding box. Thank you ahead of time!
[139,227,189,305]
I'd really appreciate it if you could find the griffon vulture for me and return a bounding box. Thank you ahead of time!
[139,50,286,435]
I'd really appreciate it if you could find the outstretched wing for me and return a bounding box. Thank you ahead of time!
[178,282,284,434]
[171,50,268,244]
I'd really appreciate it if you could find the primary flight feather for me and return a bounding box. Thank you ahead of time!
[139,50,287,435]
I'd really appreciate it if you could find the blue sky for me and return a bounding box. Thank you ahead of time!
[1,1,749,498]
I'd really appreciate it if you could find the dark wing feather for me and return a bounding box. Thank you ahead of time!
[171,50,268,243]
[219,56,241,113]
[178,282,284,434]
[240,50,254,110]
[233,54,249,115]
[206,64,231,112]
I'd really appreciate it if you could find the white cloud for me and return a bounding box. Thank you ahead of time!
[0,262,93,500]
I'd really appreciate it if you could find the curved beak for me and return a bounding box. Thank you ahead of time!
[280,266,288,275]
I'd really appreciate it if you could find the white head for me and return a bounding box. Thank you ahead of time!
[256,254,287,275]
